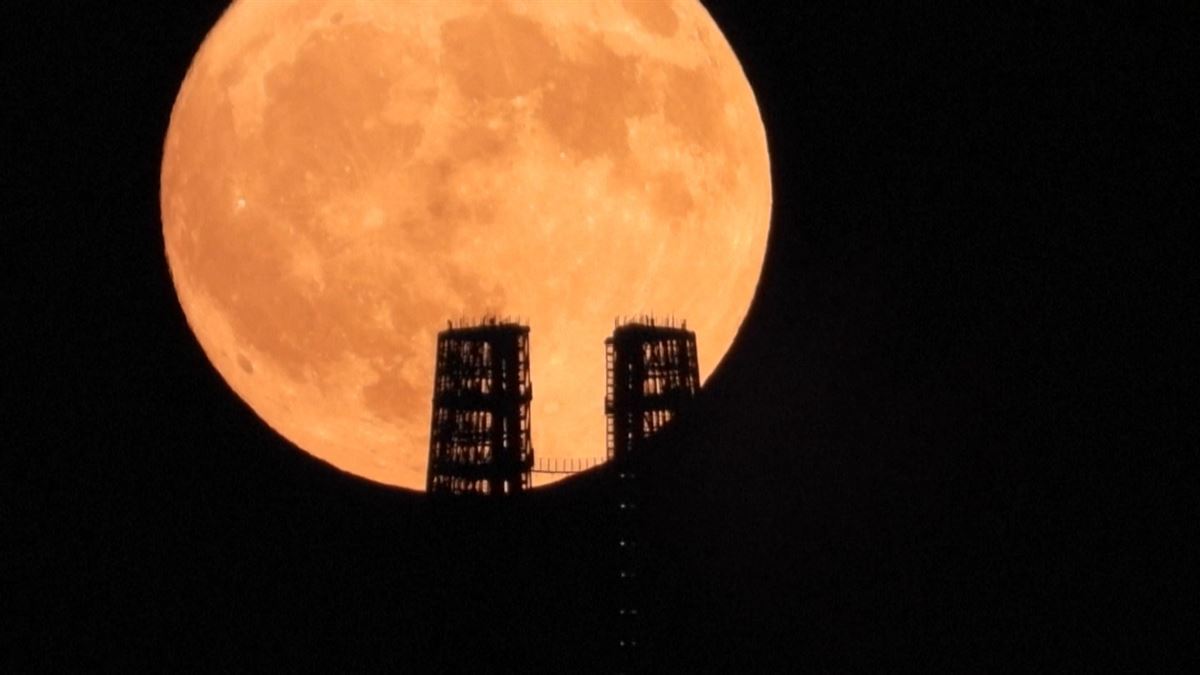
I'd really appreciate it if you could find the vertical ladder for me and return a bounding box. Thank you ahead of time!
[612,459,642,672]
[605,339,615,459]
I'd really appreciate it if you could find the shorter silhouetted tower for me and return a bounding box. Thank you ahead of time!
[426,319,534,496]
[605,317,700,462]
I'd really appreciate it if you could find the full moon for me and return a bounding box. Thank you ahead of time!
[161,0,771,490]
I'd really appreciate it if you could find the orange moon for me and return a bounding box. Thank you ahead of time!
[161,0,771,490]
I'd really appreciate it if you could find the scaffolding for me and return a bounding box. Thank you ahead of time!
[605,316,700,462]
[426,318,533,496]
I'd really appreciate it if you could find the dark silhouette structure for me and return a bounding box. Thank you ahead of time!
[426,318,534,496]
[602,317,699,668]
[605,317,701,462]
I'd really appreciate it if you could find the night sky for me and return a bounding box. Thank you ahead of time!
[7,1,1189,671]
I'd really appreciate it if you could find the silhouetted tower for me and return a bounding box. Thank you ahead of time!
[602,317,698,667]
[426,319,534,496]
[605,317,700,462]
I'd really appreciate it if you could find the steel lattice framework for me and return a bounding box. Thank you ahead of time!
[605,318,700,462]
[426,319,533,496]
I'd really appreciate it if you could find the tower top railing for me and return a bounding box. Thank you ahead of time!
[444,314,527,331]
[611,313,687,331]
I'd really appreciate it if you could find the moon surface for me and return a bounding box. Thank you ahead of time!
[161,0,771,490]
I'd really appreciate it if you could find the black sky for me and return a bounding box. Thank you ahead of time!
[6,1,1190,671]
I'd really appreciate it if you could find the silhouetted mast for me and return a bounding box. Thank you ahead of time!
[603,315,700,667]
[605,315,700,462]
[426,317,533,496]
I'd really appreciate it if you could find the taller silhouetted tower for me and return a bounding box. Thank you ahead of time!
[426,318,533,496]
[602,317,699,665]
[605,317,700,462]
